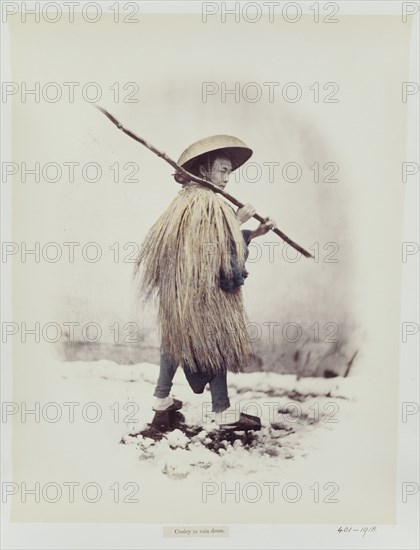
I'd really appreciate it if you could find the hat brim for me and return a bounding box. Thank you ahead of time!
[182,146,253,173]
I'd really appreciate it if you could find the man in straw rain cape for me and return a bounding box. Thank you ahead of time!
[135,135,276,432]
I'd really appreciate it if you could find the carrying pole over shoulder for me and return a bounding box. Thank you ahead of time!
[95,105,313,258]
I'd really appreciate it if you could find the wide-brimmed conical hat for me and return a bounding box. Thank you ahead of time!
[177,135,253,173]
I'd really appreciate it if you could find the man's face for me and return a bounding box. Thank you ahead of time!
[200,156,232,189]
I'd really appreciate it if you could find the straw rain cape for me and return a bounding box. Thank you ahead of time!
[134,184,251,374]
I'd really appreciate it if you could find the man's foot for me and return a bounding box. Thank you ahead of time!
[150,398,183,431]
[214,405,240,425]
[216,412,261,432]
[150,410,184,431]
[152,396,183,412]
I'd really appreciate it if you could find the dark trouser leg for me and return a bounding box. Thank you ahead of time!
[209,371,230,413]
[153,352,178,398]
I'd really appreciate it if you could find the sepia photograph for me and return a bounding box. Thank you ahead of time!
[1,1,419,548]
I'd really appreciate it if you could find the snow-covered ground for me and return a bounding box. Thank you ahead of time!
[58,359,363,481]
[11,356,392,524]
